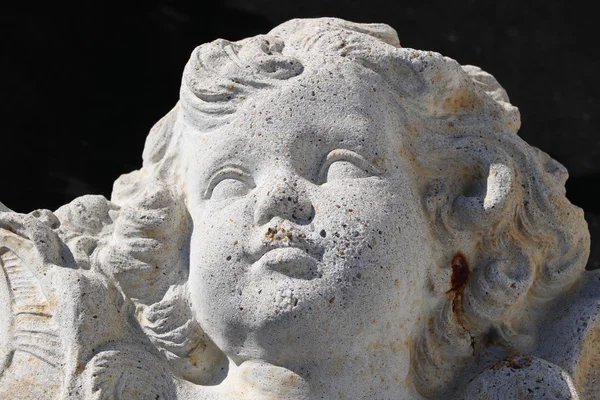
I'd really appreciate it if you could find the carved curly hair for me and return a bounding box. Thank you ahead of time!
[95,18,589,397]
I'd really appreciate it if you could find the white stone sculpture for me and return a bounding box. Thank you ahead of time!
[1,18,598,399]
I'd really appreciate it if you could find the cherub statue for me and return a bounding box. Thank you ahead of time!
[1,18,598,399]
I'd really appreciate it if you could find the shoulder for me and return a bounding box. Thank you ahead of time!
[458,272,600,399]
[457,356,579,399]
[534,271,600,398]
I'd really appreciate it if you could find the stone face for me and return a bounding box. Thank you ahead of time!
[0,17,598,399]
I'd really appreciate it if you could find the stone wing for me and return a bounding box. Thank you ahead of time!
[0,210,65,398]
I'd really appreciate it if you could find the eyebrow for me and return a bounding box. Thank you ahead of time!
[203,153,249,180]
[196,133,250,172]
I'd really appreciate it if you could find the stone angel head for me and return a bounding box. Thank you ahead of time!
[1,18,598,400]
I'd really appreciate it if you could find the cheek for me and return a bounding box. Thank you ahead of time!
[316,180,425,281]
[188,217,247,326]
[191,201,253,254]
[188,208,242,296]
[316,182,400,265]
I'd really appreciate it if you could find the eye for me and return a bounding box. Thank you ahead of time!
[318,149,378,184]
[205,167,254,200]
[325,160,370,182]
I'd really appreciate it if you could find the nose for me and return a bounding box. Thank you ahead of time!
[254,173,315,225]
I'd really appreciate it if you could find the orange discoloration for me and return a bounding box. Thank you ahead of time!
[447,252,469,296]
[443,88,479,114]
[446,251,475,353]
[487,355,534,372]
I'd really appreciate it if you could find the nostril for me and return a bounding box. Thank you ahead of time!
[291,203,315,225]
[254,178,315,225]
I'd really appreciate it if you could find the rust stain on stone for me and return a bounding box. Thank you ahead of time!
[490,355,533,370]
[446,251,475,354]
[447,251,470,296]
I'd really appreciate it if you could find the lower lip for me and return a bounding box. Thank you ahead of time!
[254,247,319,280]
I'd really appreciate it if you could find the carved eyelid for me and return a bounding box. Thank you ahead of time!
[317,149,380,184]
[204,166,255,199]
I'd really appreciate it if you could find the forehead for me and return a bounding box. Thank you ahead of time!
[241,64,400,133]
[183,64,408,174]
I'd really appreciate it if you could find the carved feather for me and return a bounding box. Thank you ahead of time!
[0,214,64,375]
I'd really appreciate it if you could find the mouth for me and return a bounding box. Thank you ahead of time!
[254,247,321,280]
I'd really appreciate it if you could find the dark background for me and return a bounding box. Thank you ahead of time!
[1,0,598,268]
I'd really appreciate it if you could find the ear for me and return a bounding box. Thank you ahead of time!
[452,162,514,229]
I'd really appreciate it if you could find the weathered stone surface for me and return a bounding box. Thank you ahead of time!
[1,18,597,399]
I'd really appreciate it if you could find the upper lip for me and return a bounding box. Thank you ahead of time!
[249,226,324,263]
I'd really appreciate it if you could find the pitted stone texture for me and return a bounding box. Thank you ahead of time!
[1,18,597,399]
[456,357,579,399]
